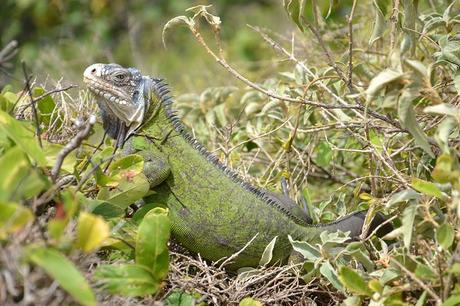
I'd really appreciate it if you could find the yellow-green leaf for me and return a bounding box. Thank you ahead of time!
[411,178,445,199]
[338,266,372,296]
[0,202,34,239]
[239,297,263,306]
[26,246,96,306]
[436,222,454,250]
[75,212,110,252]
[136,207,170,277]
[0,109,46,166]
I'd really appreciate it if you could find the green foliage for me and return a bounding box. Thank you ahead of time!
[2,0,460,304]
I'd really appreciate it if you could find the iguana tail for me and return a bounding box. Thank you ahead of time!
[313,210,392,239]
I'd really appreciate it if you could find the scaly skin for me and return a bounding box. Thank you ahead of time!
[83,63,392,269]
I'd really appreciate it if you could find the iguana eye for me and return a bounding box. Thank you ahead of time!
[113,73,127,81]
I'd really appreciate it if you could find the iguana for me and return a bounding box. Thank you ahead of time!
[83,63,392,269]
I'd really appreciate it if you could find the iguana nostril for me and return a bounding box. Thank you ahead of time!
[91,68,96,74]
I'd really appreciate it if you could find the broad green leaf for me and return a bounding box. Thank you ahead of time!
[424,103,460,119]
[26,246,96,306]
[239,297,263,306]
[166,290,196,306]
[0,91,18,112]
[0,109,46,166]
[33,87,56,126]
[415,263,437,280]
[259,236,277,267]
[0,202,34,239]
[385,203,417,248]
[442,294,460,306]
[432,154,456,184]
[136,207,170,275]
[315,141,332,167]
[411,178,445,199]
[74,212,110,253]
[320,261,343,291]
[338,266,372,296]
[435,118,457,154]
[0,146,48,201]
[436,222,454,250]
[387,189,420,207]
[366,69,404,100]
[94,264,159,296]
[288,235,321,261]
[97,173,150,209]
[451,263,460,275]
[108,154,144,180]
[44,143,77,174]
[369,0,387,46]
[398,91,434,157]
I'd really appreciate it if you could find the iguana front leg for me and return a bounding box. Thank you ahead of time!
[123,140,170,188]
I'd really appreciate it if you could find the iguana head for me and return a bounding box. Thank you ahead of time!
[83,63,152,146]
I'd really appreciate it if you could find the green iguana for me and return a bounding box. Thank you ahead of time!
[83,63,392,269]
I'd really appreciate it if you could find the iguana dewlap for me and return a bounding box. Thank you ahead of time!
[83,63,392,269]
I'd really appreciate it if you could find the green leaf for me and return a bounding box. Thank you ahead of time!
[74,212,110,253]
[436,222,454,250]
[385,202,417,248]
[320,261,343,291]
[369,0,387,46]
[33,87,56,126]
[0,110,46,166]
[415,263,437,280]
[166,290,196,306]
[108,154,144,181]
[259,236,277,267]
[387,189,420,207]
[411,178,445,199]
[442,294,460,306]
[315,141,332,167]
[432,154,456,184]
[366,69,404,100]
[0,202,34,239]
[44,143,77,174]
[398,91,434,157]
[239,297,263,306]
[338,266,372,296]
[0,146,48,201]
[288,235,321,261]
[136,207,170,278]
[26,246,96,306]
[94,264,159,296]
[97,173,150,209]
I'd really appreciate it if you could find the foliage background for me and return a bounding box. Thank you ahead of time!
[1,0,460,305]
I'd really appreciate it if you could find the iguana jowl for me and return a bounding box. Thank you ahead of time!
[83,63,392,269]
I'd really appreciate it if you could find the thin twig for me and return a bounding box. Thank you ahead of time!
[51,115,97,182]
[391,258,442,305]
[21,62,42,148]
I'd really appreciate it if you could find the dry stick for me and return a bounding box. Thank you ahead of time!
[347,0,358,91]
[50,115,97,182]
[21,84,78,112]
[188,26,359,111]
[21,62,42,148]
[443,243,460,300]
[248,25,405,129]
[390,258,442,305]
[389,0,401,51]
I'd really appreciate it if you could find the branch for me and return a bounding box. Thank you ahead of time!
[51,115,97,181]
